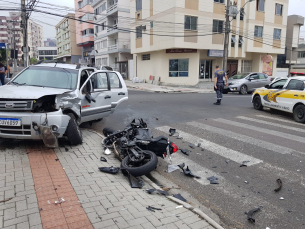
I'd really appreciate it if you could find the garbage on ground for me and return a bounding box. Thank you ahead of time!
[168,164,180,173]
[146,189,169,196]
[178,164,201,179]
[100,157,107,162]
[240,161,250,167]
[207,176,219,184]
[246,207,261,223]
[176,205,183,209]
[280,197,284,200]
[274,179,282,192]
[225,160,230,164]
[180,149,190,156]
[55,198,65,204]
[244,181,248,184]
[173,194,187,202]
[104,148,111,155]
[146,206,162,212]
[128,172,144,188]
[169,128,176,136]
[189,143,195,149]
[98,166,120,174]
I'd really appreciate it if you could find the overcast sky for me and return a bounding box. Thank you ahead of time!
[1,0,305,39]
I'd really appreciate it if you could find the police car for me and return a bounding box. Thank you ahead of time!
[252,77,305,123]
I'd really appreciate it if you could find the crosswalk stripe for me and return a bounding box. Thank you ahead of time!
[237,116,305,133]
[216,118,305,143]
[256,115,305,126]
[186,121,300,155]
[156,126,263,166]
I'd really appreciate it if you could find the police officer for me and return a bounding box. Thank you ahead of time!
[214,65,228,105]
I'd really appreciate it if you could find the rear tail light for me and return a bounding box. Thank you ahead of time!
[171,143,179,153]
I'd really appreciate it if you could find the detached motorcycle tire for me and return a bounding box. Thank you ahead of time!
[121,150,158,177]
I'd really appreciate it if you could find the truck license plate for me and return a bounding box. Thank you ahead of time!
[0,118,21,126]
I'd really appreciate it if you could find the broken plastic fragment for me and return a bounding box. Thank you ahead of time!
[146,189,169,196]
[104,148,111,155]
[280,197,284,200]
[225,160,230,164]
[176,205,183,209]
[244,181,248,184]
[173,194,187,202]
[128,173,144,188]
[274,179,282,192]
[183,166,201,179]
[168,164,180,173]
[100,157,107,162]
[55,198,65,204]
[47,200,51,205]
[146,206,162,212]
[207,176,219,184]
[98,166,120,174]
[180,149,190,156]
[189,143,195,149]
[240,161,250,167]
[197,143,201,147]
[246,207,260,224]
[169,128,176,136]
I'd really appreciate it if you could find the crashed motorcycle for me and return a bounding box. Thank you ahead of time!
[102,119,179,177]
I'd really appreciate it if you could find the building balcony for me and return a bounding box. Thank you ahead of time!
[107,3,117,13]
[108,44,117,51]
[107,24,117,33]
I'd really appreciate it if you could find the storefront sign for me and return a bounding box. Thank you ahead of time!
[166,49,197,54]
[208,50,224,57]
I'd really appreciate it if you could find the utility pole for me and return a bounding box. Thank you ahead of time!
[223,0,230,75]
[7,19,19,73]
[21,0,28,67]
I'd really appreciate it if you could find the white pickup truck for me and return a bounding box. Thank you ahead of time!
[0,62,128,147]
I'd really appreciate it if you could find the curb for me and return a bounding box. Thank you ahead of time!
[86,130,224,229]
[142,176,224,229]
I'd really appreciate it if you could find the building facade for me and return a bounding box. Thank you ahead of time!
[55,13,82,64]
[38,47,57,60]
[91,0,132,77]
[75,0,95,65]
[130,0,289,85]
[28,19,44,59]
[44,38,57,47]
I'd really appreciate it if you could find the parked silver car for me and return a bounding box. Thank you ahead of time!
[0,63,128,147]
[224,72,271,95]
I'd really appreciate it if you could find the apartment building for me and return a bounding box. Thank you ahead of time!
[130,0,289,85]
[28,19,44,59]
[38,47,57,60]
[92,0,132,77]
[0,12,23,61]
[55,13,81,64]
[44,38,57,47]
[75,0,95,65]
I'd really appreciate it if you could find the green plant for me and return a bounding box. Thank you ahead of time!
[30,57,38,64]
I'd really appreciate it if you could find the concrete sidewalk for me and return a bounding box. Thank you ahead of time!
[125,81,214,94]
[0,130,223,229]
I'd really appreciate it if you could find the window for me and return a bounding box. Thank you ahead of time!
[102,40,107,48]
[108,72,122,88]
[95,26,99,33]
[102,57,107,65]
[286,79,305,90]
[214,0,224,3]
[254,26,263,38]
[91,72,108,90]
[101,3,106,12]
[258,73,266,79]
[184,16,197,31]
[243,60,252,72]
[213,20,224,33]
[150,21,153,28]
[298,51,305,58]
[275,4,283,16]
[169,59,189,77]
[136,0,142,11]
[142,54,150,60]
[273,29,281,40]
[270,79,287,89]
[249,74,259,80]
[136,26,142,38]
[257,0,265,12]
[239,36,243,48]
[231,36,236,48]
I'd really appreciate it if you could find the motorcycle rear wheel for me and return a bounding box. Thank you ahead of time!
[121,150,158,177]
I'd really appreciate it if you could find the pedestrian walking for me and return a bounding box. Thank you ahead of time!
[0,63,5,86]
[214,65,228,105]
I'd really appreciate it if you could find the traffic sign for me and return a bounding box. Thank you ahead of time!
[0,43,6,49]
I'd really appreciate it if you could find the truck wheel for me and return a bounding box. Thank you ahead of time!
[293,104,305,123]
[65,113,83,145]
[121,150,158,177]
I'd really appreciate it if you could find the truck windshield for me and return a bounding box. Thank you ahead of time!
[11,66,78,90]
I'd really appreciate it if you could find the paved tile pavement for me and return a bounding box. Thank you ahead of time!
[0,130,216,229]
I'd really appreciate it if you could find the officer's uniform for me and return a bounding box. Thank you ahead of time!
[214,69,226,105]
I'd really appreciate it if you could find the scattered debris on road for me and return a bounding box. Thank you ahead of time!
[207,176,219,184]
[146,189,169,196]
[180,149,190,156]
[178,163,200,178]
[169,128,176,136]
[0,197,13,203]
[168,164,180,173]
[173,194,187,202]
[128,172,144,188]
[55,159,59,161]
[146,206,162,212]
[246,207,261,223]
[274,179,282,192]
[55,198,65,204]
[197,143,201,147]
[225,160,230,164]
[176,205,183,209]
[240,161,250,167]
[104,148,112,155]
[100,157,107,162]
[98,166,120,174]
[244,181,248,184]
[280,197,284,200]
[189,143,195,149]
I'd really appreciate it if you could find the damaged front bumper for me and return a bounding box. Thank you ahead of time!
[0,109,70,147]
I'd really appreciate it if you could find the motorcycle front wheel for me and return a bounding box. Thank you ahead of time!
[121,150,158,177]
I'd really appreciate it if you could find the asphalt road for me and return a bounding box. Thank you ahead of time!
[83,90,305,229]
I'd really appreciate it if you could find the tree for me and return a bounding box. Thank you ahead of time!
[30,57,38,64]
[0,49,6,63]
